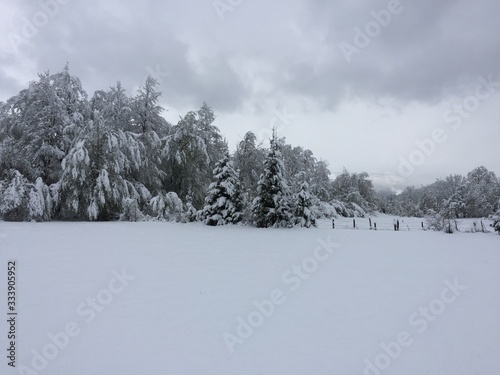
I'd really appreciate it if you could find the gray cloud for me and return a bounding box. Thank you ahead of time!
[3,0,500,108]
[290,0,500,106]
[1,0,249,111]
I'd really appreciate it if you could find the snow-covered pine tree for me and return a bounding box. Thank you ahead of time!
[252,132,293,228]
[201,154,243,226]
[293,173,316,228]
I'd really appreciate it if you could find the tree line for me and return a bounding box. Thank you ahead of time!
[0,66,499,232]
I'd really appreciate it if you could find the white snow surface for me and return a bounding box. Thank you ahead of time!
[0,215,499,374]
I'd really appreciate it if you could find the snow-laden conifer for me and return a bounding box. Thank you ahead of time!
[252,132,292,228]
[202,154,242,226]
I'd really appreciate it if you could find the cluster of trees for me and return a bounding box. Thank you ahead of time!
[379,167,500,233]
[0,66,348,226]
[380,166,500,219]
[0,66,229,222]
[1,66,498,232]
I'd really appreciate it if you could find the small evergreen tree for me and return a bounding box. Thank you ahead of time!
[294,178,316,228]
[252,132,292,228]
[202,154,243,226]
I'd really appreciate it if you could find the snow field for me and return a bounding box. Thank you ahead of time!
[0,219,499,375]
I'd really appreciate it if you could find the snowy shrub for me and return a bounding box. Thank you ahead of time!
[123,181,152,216]
[426,211,456,234]
[312,201,339,219]
[27,178,52,221]
[347,202,367,218]
[0,170,30,221]
[444,220,455,234]
[49,182,62,216]
[184,201,198,223]
[0,172,52,222]
[182,193,199,223]
[120,198,143,222]
[426,211,445,232]
[150,192,184,221]
[329,199,350,217]
[326,199,366,218]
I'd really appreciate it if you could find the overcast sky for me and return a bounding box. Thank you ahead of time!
[1,0,499,189]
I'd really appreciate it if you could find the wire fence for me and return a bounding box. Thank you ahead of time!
[328,217,492,233]
[330,218,426,231]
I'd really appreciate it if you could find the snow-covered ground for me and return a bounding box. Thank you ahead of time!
[1,217,499,375]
